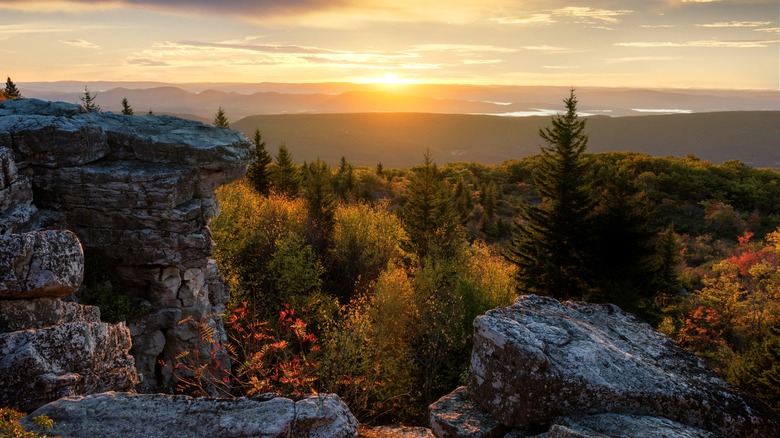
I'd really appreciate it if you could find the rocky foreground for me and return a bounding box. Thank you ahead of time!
[430,295,778,437]
[3,99,777,437]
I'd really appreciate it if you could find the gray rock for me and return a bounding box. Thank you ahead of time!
[0,230,84,299]
[553,413,714,438]
[0,98,254,388]
[0,312,138,411]
[429,387,507,438]
[466,295,778,437]
[0,297,99,332]
[22,392,358,438]
[361,425,436,437]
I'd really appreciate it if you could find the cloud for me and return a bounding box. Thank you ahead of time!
[462,59,503,65]
[0,0,516,26]
[523,45,585,54]
[542,65,578,69]
[410,44,517,53]
[697,21,773,28]
[127,57,170,67]
[605,56,681,63]
[60,39,100,49]
[616,39,778,48]
[490,14,554,25]
[554,7,633,24]
[493,6,632,27]
[126,39,439,73]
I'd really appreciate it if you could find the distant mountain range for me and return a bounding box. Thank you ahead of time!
[18,81,780,168]
[20,81,780,120]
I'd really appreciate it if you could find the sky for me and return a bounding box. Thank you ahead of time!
[1,0,779,89]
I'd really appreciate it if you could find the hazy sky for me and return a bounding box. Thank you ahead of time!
[2,0,778,89]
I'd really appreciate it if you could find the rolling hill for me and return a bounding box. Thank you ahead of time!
[232,111,780,168]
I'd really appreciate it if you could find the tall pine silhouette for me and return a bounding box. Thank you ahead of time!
[509,89,594,299]
[245,128,273,195]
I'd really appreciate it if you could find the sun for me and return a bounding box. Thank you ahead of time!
[356,73,417,85]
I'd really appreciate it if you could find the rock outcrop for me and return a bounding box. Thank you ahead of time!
[0,98,254,402]
[430,295,778,437]
[0,230,138,411]
[22,392,358,438]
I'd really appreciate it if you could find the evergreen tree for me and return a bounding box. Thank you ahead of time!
[589,165,660,312]
[80,86,100,112]
[245,128,273,195]
[453,178,473,225]
[303,159,336,256]
[271,143,300,197]
[334,156,355,200]
[402,151,462,260]
[376,162,384,177]
[121,97,134,115]
[509,89,594,299]
[214,106,229,127]
[4,77,21,99]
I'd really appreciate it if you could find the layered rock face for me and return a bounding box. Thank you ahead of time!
[23,392,359,438]
[0,230,138,411]
[0,99,253,393]
[430,295,778,437]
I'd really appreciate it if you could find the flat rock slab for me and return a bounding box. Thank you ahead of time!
[467,294,777,436]
[429,387,507,438]
[23,392,358,438]
[552,413,715,438]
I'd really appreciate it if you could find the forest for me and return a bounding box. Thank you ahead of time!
[172,92,780,425]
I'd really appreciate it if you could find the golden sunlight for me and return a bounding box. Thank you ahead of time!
[356,73,417,85]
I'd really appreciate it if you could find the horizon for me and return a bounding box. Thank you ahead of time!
[2,1,778,90]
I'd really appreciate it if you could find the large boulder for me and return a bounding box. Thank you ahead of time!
[460,295,777,436]
[0,299,138,411]
[22,392,358,438]
[0,98,254,390]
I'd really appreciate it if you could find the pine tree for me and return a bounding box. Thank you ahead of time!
[334,156,355,200]
[589,165,660,312]
[402,151,462,260]
[453,178,473,225]
[271,143,300,197]
[121,97,134,115]
[4,77,21,99]
[80,86,100,112]
[303,159,336,256]
[245,128,273,195]
[213,106,229,127]
[509,89,594,299]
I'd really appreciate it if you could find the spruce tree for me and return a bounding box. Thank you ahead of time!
[589,165,660,312]
[303,159,336,256]
[271,143,300,197]
[213,106,229,127]
[245,128,273,195]
[334,156,355,200]
[4,77,21,99]
[402,151,461,260]
[509,89,594,299]
[80,86,100,112]
[121,97,134,115]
